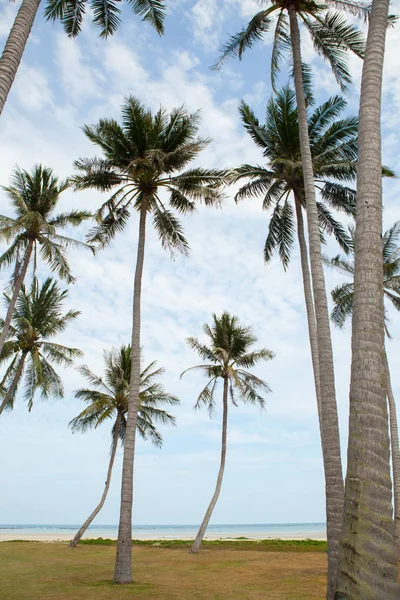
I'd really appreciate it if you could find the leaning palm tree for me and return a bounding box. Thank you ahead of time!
[215,8,367,596]
[72,97,227,583]
[231,86,358,591]
[0,277,82,415]
[68,344,179,548]
[181,312,274,554]
[326,223,400,559]
[0,0,166,116]
[336,0,400,595]
[0,164,91,355]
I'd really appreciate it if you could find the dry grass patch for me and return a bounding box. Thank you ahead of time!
[0,541,327,600]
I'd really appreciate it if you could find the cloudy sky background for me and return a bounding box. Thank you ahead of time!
[0,0,399,528]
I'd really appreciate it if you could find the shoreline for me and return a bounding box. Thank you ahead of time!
[0,532,327,542]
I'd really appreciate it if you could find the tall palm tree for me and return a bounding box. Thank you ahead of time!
[0,164,91,355]
[325,223,400,555]
[0,0,166,116]
[72,97,227,583]
[231,86,358,592]
[215,8,367,597]
[336,0,400,595]
[0,277,82,415]
[181,312,274,554]
[68,344,179,548]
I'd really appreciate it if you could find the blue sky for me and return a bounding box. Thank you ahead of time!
[0,0,399,527]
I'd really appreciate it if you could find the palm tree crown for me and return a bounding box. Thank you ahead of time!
[232,87,361,267]
[73,97,227,253]
[215,0,369,91]
[44,0,166,38]
[0,277,82,411]
[326,222,400,329]
[182,311,274,413]
[70,344,179,447]
[0,164,92,283]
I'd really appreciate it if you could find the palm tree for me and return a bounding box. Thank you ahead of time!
[0,0,166,117]
[326,223,400,562]
[68,344,179,548]
[72,97,227,583]
[0,164,92,356]
[232,87,359,406]
[181,312,274,553]
[231,86,358,591]
[215,9,368,597]
[336,0,400,594]
[0,277,82,415]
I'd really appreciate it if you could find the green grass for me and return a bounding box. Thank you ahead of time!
[0,541,328,599]
[77,537,327,552]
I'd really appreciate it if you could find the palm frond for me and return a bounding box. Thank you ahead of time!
[47,210,92,228]
[317,202,353,253]
[303,12,359,91]
[264,199,295,269]
[127,0,166,35]
[331,282,354,327]
[235,348,275,368]
[271,10,291,92]
[90,0,121,36]
[194,377,218,415]
[214,10,273,69]
[319,182,356,216]
[152,203,190,257]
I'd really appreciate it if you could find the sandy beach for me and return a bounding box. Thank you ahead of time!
[0,531,327,542]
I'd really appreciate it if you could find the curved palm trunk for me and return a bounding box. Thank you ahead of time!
[0,0,41,117]
[69,413,121,548]
[0,240,33,356]
[295,196,321,418]
[288,8,344,599]
[0,353,26,415]
[113,196,148,584]
[385,352,400,556]
[336,0,400,595]
[190,376,229,554]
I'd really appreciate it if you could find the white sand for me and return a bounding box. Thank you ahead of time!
[0,532,327,542]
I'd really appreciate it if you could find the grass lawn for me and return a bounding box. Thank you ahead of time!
[0,540,328,600]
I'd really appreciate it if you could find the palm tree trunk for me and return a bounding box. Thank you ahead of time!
[335,0,400,595]
[385,351,400,556]
[0,353,26,415]
[294,196,321,417]
[113,196,148,584]
[0,239,33,356]
[69,413,121,548]
[190,376,229,554]
[288,8,344,599]
[0,0,41,117]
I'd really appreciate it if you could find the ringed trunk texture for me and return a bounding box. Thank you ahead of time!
[294,196,321,419]
[335,0,400,595]
[190,376,229,554]
[288,8,344,599]
[385,351,400,556]
[0,0,41,117]
[0,353,26,415]
[0,240,33,356]
[69,413,121,548]
[113,197,148,584]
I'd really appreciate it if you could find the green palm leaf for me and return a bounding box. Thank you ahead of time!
[71,345,178,448]
[182,311,273,414]
[0,278,81,413]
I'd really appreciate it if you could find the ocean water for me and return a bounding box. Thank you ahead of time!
[0,523,326,540]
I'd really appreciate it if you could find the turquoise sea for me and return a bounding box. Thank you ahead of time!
[0,523,327,540]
